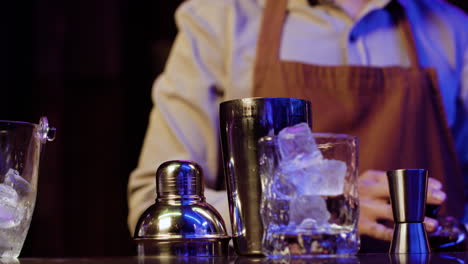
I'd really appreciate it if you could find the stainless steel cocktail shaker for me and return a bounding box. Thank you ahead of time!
[219,97,312,255]
[133,160,230,257]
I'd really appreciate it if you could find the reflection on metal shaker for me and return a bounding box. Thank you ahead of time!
[219,97,312,255]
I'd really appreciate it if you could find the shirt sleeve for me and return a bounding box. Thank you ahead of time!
[127,0,230,234]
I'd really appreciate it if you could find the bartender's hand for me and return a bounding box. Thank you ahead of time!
[357,170,446,241]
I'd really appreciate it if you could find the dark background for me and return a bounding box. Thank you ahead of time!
[0,0,466,258]
[0,0,182,257]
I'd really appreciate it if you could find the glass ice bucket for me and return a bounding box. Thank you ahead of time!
[258,126,359,258]
[0,117,55,258]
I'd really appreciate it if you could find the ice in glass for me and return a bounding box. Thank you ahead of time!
[258,123,359,257]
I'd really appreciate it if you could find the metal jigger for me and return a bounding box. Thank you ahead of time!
[387,169,430,254]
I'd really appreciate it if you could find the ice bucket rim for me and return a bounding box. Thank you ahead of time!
[0,119,37,127]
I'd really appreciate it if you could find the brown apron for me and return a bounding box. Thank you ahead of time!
[253,0,464,221]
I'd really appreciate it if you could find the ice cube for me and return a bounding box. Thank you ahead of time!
[0,184,17,201]
[279,161,323,196]
[272,170,297,199]
[317,159,347,196]
[289,195,330,229]
[276,122,348,196]
[277,123,322,162]
[4,169,31,197]
[280,158,347,196]
[0,184,21,229]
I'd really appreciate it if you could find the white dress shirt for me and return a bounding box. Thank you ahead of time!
[127,0,468,233]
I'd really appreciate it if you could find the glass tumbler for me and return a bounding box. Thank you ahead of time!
[0,117,55,258]
[258,133,359,258]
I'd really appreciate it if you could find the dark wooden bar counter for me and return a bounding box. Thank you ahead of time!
[8,253,468,264]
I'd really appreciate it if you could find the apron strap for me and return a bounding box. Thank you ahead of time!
[390,2,422,68]
[253,0,288,91]
[255,0,287,62]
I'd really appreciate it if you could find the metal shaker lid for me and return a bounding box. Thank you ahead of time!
[156,160,203,198]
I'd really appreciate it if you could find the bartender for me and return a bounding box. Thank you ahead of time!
[127,0,468,249]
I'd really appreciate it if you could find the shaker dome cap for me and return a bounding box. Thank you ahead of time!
[156,160,204,197]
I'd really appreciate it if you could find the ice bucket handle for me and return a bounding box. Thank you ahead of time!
[37,116,56,144]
